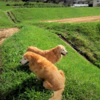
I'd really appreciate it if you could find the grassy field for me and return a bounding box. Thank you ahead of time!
[0,25,100,100]
[33,22,100,68]
[0,1,100,100]
[9,7,100,23]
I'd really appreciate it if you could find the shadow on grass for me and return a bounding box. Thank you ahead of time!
[16,64,31,74]
[0,65,48,100]
[1,77,46,100]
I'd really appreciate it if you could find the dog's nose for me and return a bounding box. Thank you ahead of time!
[19,61,21,64]
[66,51,68,54]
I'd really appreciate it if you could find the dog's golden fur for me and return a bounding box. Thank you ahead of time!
[23,52,65,100]
[27,45,67,64]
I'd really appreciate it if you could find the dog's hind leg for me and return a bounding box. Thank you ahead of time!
[43,81,64,100]
[49,88,64,100]
[43,80,53,90]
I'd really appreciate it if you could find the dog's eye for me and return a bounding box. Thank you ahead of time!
[24,58,26,60]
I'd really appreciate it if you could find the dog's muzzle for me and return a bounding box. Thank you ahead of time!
[20,58,29,65]
[61,51,68,56]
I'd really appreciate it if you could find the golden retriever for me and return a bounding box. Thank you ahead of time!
[20,52,65,100]
[27,45,68,64]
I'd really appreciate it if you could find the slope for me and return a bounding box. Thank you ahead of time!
[0,25,100,100]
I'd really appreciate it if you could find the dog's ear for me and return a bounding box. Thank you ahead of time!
[57,45,62,49]
[53,46,60,55]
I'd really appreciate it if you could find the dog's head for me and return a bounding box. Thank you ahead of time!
[20,52,32,65]
[20,57,29,65]
[57,45,68,56]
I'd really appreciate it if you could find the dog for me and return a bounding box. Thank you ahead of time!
[27,45,68,64]
[20,52,65,100]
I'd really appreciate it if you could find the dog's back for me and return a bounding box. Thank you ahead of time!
[27,46,61,64]
[43,47,61,63]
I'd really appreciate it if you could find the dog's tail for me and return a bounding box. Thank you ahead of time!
[49,88,64,100]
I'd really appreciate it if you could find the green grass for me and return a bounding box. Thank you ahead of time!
[10,7,100,23]
[0,1,13,11]
[33,22,100,68]
[0,25,100,100]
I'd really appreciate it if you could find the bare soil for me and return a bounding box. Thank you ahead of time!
[0,28,19,45]
[44,16,100,23]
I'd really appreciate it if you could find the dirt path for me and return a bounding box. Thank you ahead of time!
[0,28,19,45]
[44,16,100,23]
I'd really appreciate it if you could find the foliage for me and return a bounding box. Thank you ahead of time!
[6,2,64,8]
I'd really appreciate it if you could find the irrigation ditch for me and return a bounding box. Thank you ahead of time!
[7,12,20,24]
[57,33,97,66]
